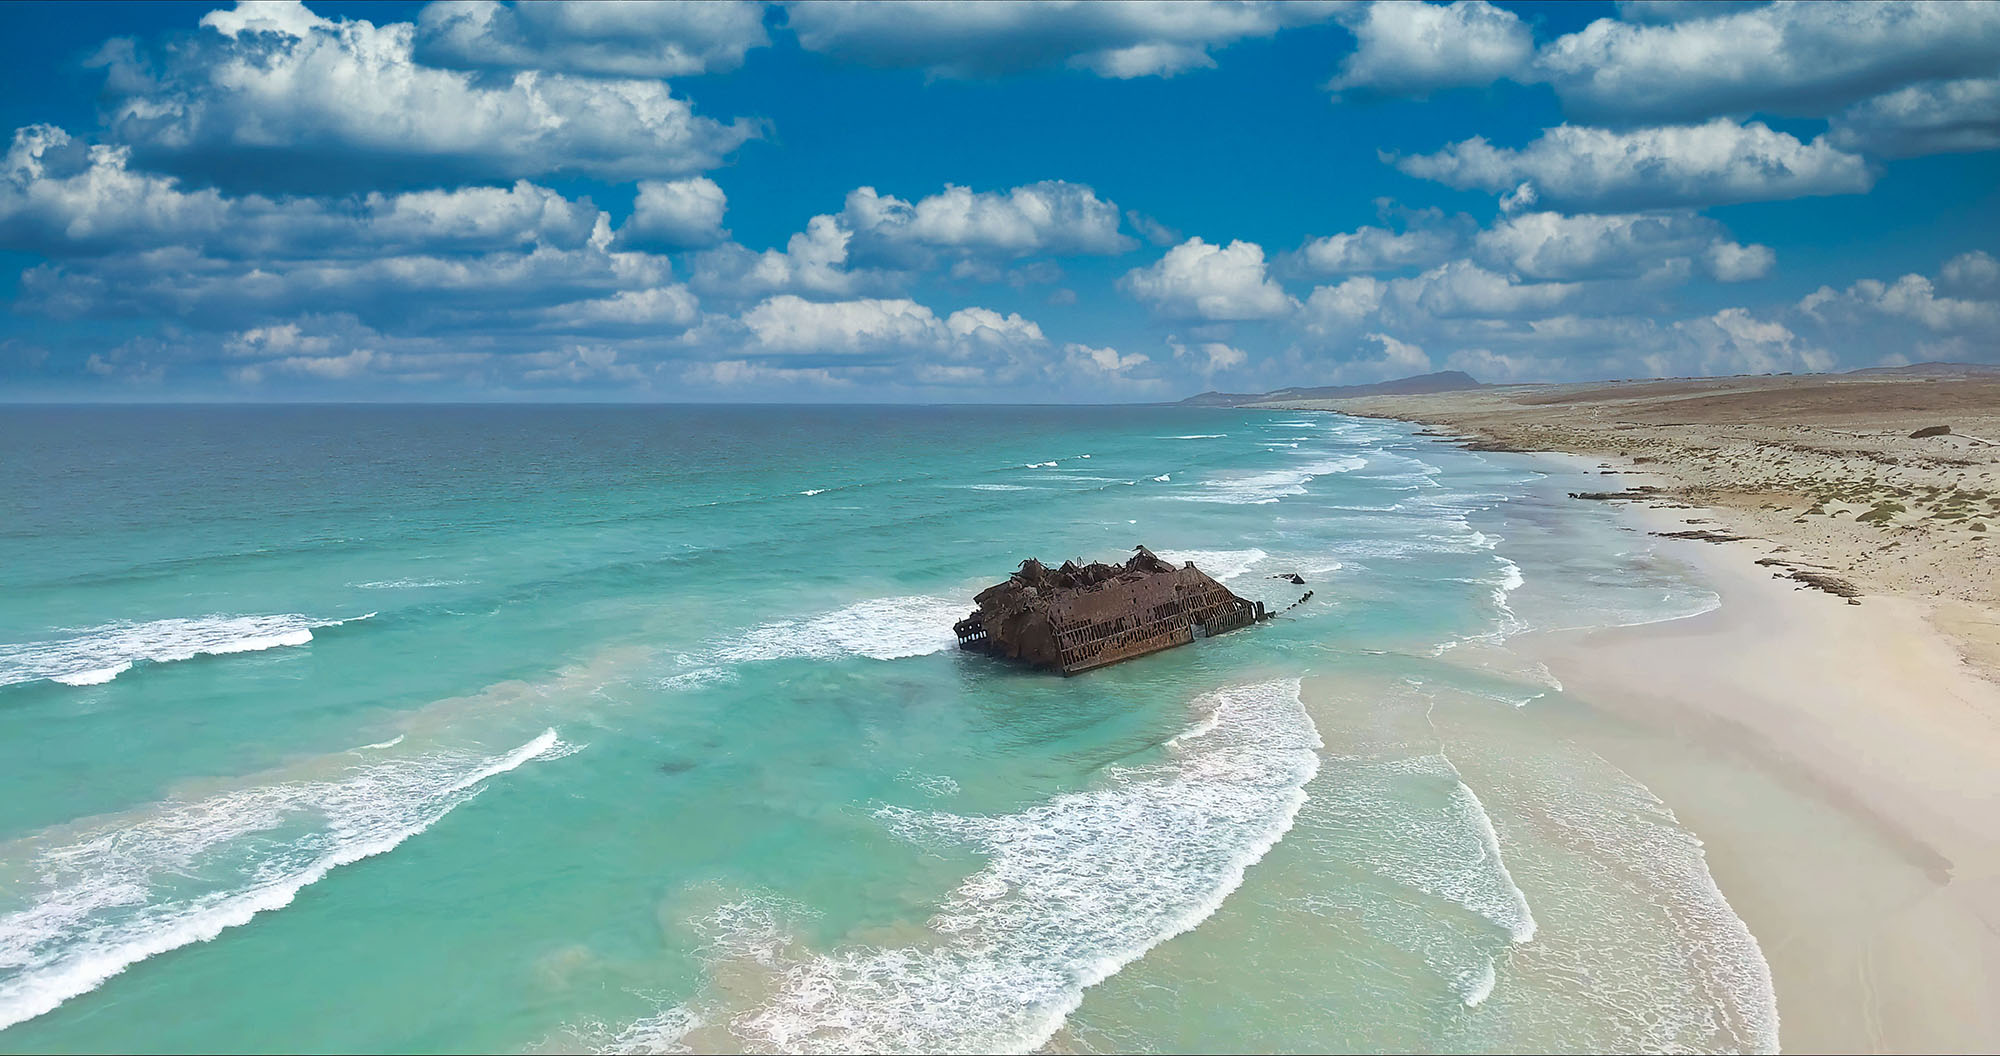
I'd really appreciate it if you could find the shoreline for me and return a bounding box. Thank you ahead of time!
[1259,373,2000,686]
[1331,410,2000,1052]
[1525,489,2000,1053]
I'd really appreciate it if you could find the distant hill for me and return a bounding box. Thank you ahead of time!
[1177,370,1484,407]
[1845,361,2000,377]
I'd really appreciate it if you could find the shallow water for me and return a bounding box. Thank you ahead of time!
[0,405,1770,1052]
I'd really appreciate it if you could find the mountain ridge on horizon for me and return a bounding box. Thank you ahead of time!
[1181,362,2000,408]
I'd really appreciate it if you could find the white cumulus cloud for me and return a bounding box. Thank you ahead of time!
[1941,250,2000,294]
[1297,214,1467,274]
[1329,0,1533,97]
[842,181,1134,259]
[783,0,1340,79]
[1828,77,2000,158]
[1394,119,1876,210]
[1535,1,2000,124]
[1121,237,1296,320]
[415,0,768,77]
[96,1,756,193]
[620,177,729,250]
[1473,210,1769,281]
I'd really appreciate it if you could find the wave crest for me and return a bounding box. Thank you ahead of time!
[0,613,373,689]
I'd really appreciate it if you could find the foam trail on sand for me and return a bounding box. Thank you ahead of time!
[0,729,570,1031]
[1447,732,1780,1052]
[0,613,373,689]
[623,680,1320,1054]
[1310,753,1537,940]
[1299,677,1537,1008]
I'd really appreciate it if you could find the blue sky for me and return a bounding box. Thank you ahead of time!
[0,0,1996,402]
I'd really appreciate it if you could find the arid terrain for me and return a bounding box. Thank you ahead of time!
[1266,368,2000,678]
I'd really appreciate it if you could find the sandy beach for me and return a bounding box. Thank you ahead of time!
[1271,370,2000,1053]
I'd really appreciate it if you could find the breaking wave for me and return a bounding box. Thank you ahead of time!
[626,679,1321,1053]
[704,594,969,665]
[1185,456,1366,504]
[1446,733,1780,1051]
[1302,749,1537,1008]
[1154,548,1268,582]
[0,613,374,689]
[0,729,572,1031]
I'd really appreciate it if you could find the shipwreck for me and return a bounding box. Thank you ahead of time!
[954,546,1300,676]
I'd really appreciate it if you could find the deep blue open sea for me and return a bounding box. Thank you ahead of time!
[0,405,1774,1052]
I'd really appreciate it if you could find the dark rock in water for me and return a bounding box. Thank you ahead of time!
[1787,570,1863,598]
[1654,529,1751,543]
[1910,425,1952,438]
[658,759,697,776]
[1270,572,1306,585]
[1570,487,1663,500]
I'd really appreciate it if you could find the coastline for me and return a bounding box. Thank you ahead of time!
[1296,401,2000,1053]
[1527,489,2000,1053]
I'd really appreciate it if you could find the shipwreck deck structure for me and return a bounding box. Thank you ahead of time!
[954,546,1269,675]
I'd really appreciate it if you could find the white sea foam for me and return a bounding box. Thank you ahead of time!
[1318,753,1537,944]
[658,666,738,692]
[1492,557,1526,634]
[959,483,1032,492]
[1163,434,1225,440]
[350,579,464,590]
[640,679,1320,1053]
[0,729,569,1031]
[897,770,962,799]
[1153,548,1269,582]
[1450,737,1780,1051]
[0,613,373,689]
[1023,461,1057,469]
[597,1003,703,1055]
[1302,748,1537,1007]
[1152,474,1170,482]
[801,489,828,496]
[1185,455,1366,504]
[706,594,968,665]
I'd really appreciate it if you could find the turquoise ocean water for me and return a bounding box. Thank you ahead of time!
[0,405,1775,1052]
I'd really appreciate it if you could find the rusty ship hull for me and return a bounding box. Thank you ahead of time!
[954,547,1267,676]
